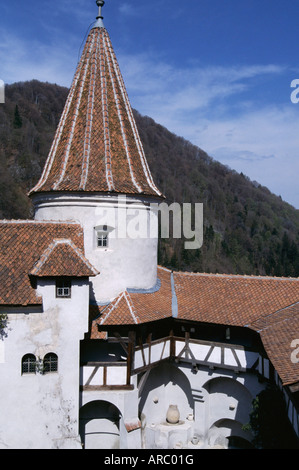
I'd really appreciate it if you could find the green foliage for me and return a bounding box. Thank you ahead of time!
[0,80,69,219]
[244,386,299,449]
[135,110,299,276]
[0,80,298,278]
[13,105,22,128]
[0,313,8,339]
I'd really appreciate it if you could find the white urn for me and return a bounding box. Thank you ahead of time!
[166,405,180,424]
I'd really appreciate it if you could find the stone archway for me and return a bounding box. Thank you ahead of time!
[138,362,195,449]
[202,377,254,448]
[208,418,253,449]
[139,362,194,426]
[79,400,121,449]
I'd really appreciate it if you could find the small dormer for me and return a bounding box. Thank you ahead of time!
[29,238,99,307]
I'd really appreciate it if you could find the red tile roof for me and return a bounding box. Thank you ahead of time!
[30,239,99,278]
[91,267,299,386]
[29,25,162,199]
[173,271,299,386]
[250,303,299,386]
[173,271,299,327]
[90,267,173,333]
[0,221,95,306]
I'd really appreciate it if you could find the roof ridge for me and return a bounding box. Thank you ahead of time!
[98,291,125,325]
[30,238,99,276]
[172,270,299,282]
[0,219,79,225]
[97,290,140,326]
[249,301,299,332]
[123,291,140,324]
[157,265,172,273]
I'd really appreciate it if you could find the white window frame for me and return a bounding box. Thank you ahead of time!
[97,231,108,248]
[56,279,71,298]
[94,225,114,250]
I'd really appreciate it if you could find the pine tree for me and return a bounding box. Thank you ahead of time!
[13,105,22,128]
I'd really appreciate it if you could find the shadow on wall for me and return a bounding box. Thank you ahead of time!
[208,418,254,449]
[139,362,194,426]
[203,376,254,448]
[79,400,121,449]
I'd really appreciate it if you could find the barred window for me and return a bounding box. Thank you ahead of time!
[56,279,71,298]
[22,354,36,374]
[43,353,58,373]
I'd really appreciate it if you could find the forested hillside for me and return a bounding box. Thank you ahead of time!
[1,80,298,277]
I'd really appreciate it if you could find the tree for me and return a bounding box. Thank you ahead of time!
[244,385,299,449]
[13,104,22,128]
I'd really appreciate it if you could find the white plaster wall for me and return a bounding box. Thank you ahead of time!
[32,193,159,303]
[79,401,121,450]
[175,340,259,371]
[139,363,194,430]
[79,388,141,449]
[180,364,266,447]
[0,279,90,449]
[137,361,267,449]
[135,341,171,370]
[80,388,139,426]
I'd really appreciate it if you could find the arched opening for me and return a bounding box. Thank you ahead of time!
[139,362,194,425]
[203,376,253,427]
[79,400,121,449]
[208,418,253,449]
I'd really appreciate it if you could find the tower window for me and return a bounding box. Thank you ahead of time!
[22,354,36,374]
[97,232,108,248]
[56,279,71,298]
[94,225,114,249]
[43,353,58,373]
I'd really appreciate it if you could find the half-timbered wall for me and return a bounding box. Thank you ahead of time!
[79,326,299,448]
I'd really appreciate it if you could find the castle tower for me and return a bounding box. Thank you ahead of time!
[29,1,163,303]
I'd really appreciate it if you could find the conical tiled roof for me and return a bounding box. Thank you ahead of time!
[29,20,162,198]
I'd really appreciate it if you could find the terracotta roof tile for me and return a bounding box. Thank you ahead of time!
[30,239,99,278]
[0,221,91,306]
[251,303,299,386]
[90,268,299,385]
[173,271,299,327]
[90,267,173,334]
[29,26,162,199]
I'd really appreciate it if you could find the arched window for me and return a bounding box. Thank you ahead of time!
[22,354,36,374]
[43,353,58,373]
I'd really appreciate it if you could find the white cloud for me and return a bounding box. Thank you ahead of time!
[0,28,77,86]
[119,3,138,16]
[119,54,285,118]
[1,23,297,208]
[182,106,299,208]
[118,54,298,207]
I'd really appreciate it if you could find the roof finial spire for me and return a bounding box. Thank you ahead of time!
[93,0,105,28]
[96,0,105,20]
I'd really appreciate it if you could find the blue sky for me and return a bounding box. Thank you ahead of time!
[1,0,299,209]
